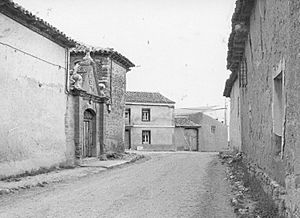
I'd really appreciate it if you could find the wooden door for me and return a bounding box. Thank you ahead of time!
[125,130,131,149]
[184,128,198,151]
[83,110,94,158]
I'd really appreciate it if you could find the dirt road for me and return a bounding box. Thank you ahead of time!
[0,152,235,218]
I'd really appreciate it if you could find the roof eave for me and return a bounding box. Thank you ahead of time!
[223,71,238,97]
[71,49,135,70]
[0,0,76,48]
[225,0,255,97]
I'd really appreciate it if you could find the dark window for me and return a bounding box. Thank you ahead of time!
[142,109,150,121]
[125,108,131,125]
[273,71,283,156]
[142,130,151,144]
[211,125,216,134]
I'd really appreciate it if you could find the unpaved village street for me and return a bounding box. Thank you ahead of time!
[0,152,235,218]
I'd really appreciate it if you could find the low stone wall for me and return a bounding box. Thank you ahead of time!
[243,155,288,217]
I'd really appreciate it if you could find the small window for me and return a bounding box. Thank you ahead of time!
[239,58,247,88]
[142,130,151,144]
[211,126,216,134]
[125,108,130,118]
[125,108,131,125]
[273,71,283,155]
[142,109,150,121]
[273,72,283,137]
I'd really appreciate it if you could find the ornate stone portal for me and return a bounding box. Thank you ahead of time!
[69,50,109,161]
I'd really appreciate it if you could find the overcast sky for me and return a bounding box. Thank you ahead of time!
[14,0,236,117]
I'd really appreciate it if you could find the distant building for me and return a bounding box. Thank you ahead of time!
[125,92,175,151]
[174,117,200,151]
[175,112,228,152]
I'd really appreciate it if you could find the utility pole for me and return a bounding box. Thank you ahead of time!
[224,98,227,126]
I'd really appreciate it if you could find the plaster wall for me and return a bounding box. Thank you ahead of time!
[130,127,175,151]
[126,104,175,151]
[0,13,69,178]
[229,79,241,151]
[188,113,228,152]
[239,0,289,186]
[127,104,174,126]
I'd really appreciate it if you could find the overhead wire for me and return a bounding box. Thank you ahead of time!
[0,41,66,70]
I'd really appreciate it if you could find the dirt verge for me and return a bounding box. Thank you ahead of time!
[219,151,284,218]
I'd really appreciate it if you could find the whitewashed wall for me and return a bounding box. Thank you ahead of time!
[0,13,69,178]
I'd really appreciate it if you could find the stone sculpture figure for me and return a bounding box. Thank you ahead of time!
[70,63,83,90]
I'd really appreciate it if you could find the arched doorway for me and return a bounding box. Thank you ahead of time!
[83,109,96,158]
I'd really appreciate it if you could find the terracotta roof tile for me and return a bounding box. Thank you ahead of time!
[71,44,135,69]
[0,0,77,48]
[223,0,255,97]
[125,91,175,104]
[175,117,200,127]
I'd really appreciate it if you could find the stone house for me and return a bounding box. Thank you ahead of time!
[175,112,228,152]
[69,45,134,156]
[0,1,134,179]
[125,91,176,151]
[223,0,300,216]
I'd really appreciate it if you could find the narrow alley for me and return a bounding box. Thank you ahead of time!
[0,152,235,218]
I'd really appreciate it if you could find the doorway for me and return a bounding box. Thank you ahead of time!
[125,129,131,149]
[83,109,96,158]
[184,128,198,151]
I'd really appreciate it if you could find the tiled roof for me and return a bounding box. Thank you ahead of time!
[223,0,255,97]
[0,0,77,48]
[175,117,200,128]
[71,44,135,69]
[125,91,175,104]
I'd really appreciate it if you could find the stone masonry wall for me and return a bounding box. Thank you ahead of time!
[104,60,127,153]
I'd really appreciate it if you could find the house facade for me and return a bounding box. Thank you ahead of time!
[0,1,134,179]
[70,45,134,155]
[175,112,228,152]
[224,0,300,216]
[125,92,175,151]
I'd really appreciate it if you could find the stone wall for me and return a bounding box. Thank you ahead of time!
[104,60,127,152]
[70,54,127,154]
[242,155,288,217]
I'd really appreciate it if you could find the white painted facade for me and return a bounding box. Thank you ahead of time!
[229,79,241,151]
[0,13,70,177]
